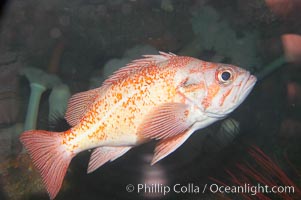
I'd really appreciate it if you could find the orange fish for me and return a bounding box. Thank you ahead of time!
[20,52,257,199]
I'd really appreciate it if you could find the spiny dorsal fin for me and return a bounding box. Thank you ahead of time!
[102,52,176,86]
[65,86,108,126]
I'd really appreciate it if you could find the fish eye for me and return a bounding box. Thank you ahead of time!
[217,68,234,84]
[221,71,231,81]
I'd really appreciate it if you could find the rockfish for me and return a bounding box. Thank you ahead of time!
[20,52,257,199]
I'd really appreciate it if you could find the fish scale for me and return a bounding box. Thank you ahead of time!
[66,62,179,151]
[20,52,256,199]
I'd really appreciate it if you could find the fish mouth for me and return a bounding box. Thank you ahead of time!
[238,73,257,102]
[243,74,257,93]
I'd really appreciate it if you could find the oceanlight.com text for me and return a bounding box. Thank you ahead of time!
[209,183,295,196]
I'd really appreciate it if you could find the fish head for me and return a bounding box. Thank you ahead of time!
[179,62,257,119]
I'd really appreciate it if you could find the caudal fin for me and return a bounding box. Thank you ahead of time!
[20,130,73,199]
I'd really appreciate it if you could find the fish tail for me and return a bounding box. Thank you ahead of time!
[20,130,73,199]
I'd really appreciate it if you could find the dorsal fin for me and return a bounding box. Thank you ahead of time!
[65,86,107,126]
[102,52,176,86]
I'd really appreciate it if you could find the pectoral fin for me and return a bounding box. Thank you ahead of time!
[138,103,191,140]
[87,146,131,173]
[151,129,194,165]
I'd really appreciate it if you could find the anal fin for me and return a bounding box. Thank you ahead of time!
[151,129,194,165]
[87,146,131,173]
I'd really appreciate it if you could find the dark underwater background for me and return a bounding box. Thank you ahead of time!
[0,0,300,199]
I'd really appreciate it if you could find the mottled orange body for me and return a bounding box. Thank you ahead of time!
[63,55,192,154]
[20,52,256,199]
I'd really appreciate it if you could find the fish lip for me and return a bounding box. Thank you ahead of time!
[243,74,257,92]
[238,74,257,101]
